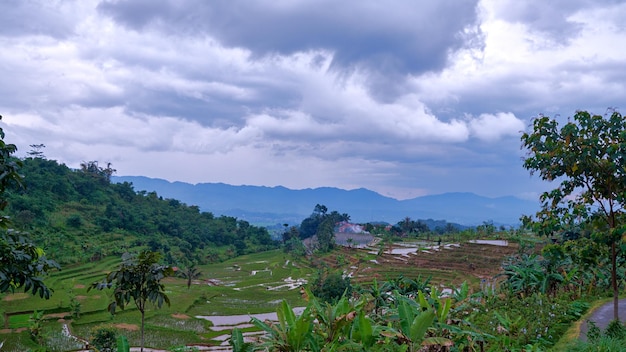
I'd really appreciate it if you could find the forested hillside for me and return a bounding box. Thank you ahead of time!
[6,157,277,265]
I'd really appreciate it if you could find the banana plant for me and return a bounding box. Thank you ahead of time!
[116,335,130,352]
[251,300,316,352]
[392,290,455,351]
[310,293,358,347]
[396,296,438,351]
[361,278,392,316]
[230,328,255,352]
[416,289,451,325]
[349,310,377,349]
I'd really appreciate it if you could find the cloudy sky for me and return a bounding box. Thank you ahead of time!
[1,0,624,200]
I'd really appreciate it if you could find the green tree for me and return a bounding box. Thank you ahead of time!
[0,115,58,298]
[27,144,46,159]
[311,270,352,304]
[90,250,174,352]
[298,205,350,253]
[521,109,626,319]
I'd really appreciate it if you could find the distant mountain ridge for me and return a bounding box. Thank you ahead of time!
[112,176,540,226]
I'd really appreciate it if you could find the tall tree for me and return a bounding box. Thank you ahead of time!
[0,115,58,298]
[521,110,626,319]
[27,144,46,159]
[90,250,174,352]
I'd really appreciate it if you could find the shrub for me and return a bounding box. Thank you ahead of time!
[90,325,117,352]
[311,270,352,303]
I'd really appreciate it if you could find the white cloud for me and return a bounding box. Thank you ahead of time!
[468,112,525,141]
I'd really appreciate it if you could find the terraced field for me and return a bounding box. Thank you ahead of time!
[0,238,530,350]
[314,240,522,290]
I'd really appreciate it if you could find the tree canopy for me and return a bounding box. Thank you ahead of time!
[90,250,173,352]
[521,109,626,319]
[6,157,278,265]
[299,204,350,252]
[0,115,58,298]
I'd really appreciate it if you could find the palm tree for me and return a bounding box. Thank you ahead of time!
[178,263,202,289]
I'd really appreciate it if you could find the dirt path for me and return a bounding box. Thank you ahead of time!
[578,298,626,341]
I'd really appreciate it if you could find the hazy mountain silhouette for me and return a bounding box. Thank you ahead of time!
[112,176,539,226]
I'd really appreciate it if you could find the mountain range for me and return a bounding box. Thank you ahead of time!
[112,176,540,227]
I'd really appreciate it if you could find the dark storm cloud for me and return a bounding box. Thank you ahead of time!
[97,0,482,76]
[3,0,624,200]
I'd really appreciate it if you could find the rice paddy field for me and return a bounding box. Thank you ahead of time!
[0,237,527,351]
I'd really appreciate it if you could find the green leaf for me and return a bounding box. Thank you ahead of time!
[409,309,435,344]
[397,300,414,336]
[116,335,130,352]
[438,297,451,322]
[351,310,375,347]
[230,328,247,352]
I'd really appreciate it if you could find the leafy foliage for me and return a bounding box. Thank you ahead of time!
[6,157,278,265]
[311,270,352,304]
[298,204,349,253]
[0,115,59,298]
[90,325,118,352]
[521,109,626,319]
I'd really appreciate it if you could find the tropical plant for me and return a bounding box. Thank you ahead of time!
[229,328,255,352]
[310,292,361,348]
[90,250,174,352]
[251,300,316,351]
[177,263,202,289]
[394,294,448,351]
[360,278,393,316]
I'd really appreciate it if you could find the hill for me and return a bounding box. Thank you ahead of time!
[112,176,540,226]
[6,158,278,265]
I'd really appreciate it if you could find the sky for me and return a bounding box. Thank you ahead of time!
[1,0,625,201]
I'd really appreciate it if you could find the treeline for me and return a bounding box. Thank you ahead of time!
[6,157,277,265]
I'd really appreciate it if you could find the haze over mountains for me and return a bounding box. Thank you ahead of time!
[112,176,539,226]
[113,176,539,227]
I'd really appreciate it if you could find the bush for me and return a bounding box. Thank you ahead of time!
[311,271,352,303]
[90,325,118,352]
[66,214,83,228]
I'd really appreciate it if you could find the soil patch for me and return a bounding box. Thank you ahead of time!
[2,293,29,301]
[172,313,190,319]
[0,327,27,334]
[74,284,86,289]
[115,323,139,331]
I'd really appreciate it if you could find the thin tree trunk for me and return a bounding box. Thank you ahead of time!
[141,309,145,352]
[612,241,618,320]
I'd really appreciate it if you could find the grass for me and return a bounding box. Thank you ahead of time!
[551,295,625,351]
[7,314,29,329]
